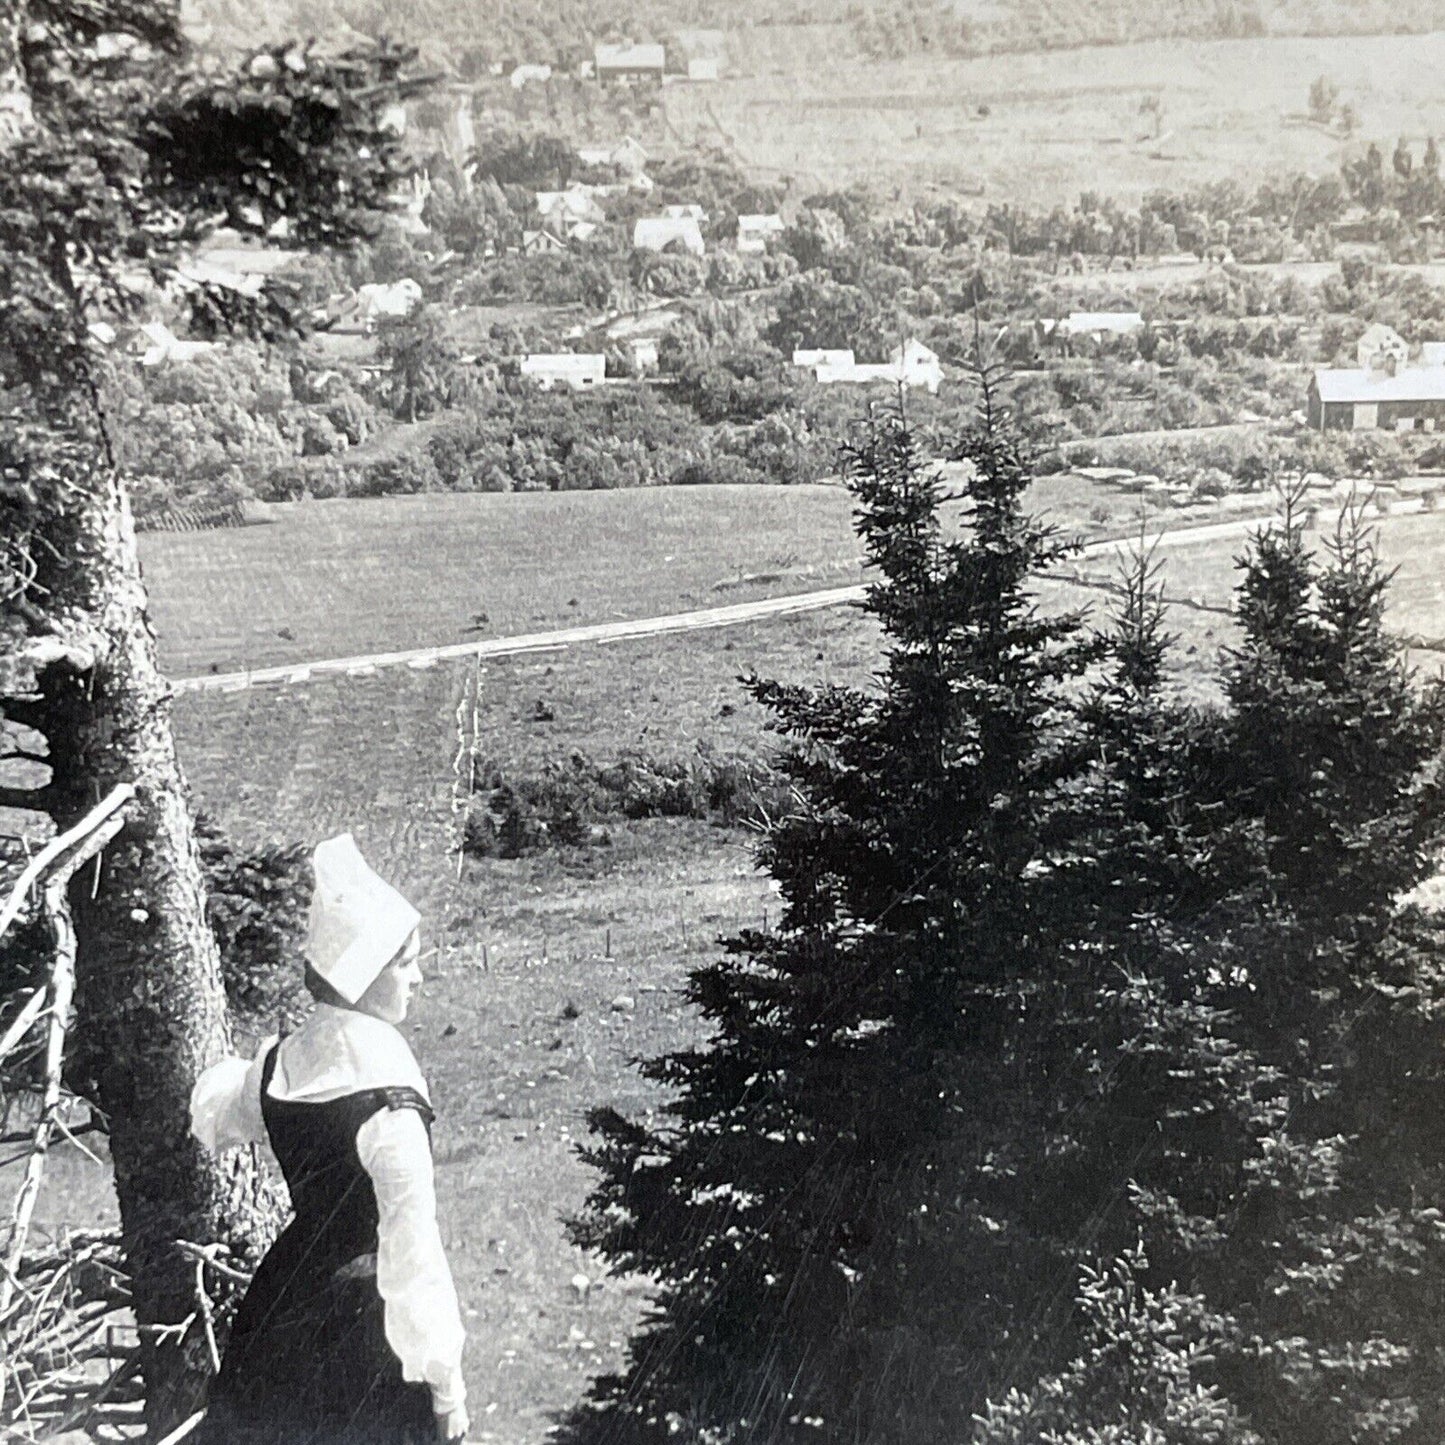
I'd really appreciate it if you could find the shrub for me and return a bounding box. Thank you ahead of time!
[194,816,311,1042]
[352,449,442,497]
[670,455,768,487]
[461,747,786,857]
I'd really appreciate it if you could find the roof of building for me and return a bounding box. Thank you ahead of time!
[738,213,785,231]
[1312,366,1445,404]
[895,338,940,364]
[633,216,705,249]
[595,42,665,70]
[1358,321,1406,348]
[1064,311,1144,332]
[522,352,605,368]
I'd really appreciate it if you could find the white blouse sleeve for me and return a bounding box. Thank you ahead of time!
[355,1106,467,1414]
[189,1039,276,1152]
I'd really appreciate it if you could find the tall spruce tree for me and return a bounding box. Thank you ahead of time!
[976,493,1445,1445]
[1,5,421,1426]
[571,381,1128,1443]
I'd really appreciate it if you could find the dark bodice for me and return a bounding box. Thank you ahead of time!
[257,1044,435,1279]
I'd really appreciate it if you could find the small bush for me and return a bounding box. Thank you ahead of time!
[195,816,312,1040]
[461,747,787,857]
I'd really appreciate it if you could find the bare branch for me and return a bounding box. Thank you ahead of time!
[0,783,133,944]
[0,877,78,1319]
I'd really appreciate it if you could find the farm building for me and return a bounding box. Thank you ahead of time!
[633,216,706,255]
[521,353,606,391]
[594,43,665,85]
[1308,365,1445,431]
[737,213,785,253]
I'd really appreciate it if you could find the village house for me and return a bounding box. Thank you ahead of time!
[737,213,785,254]
[521,228,567,256]
[792,339,944,394]
[536,187,606,236]
[594,43,665,86]
[633,216,706,255]
[324,279,423,334]
[1355,322,1410,370]
[509,63,553,88]
[520,353,607,391]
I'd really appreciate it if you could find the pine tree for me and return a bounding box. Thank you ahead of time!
[983,491,1445,1445]
[571,373,1120,1443]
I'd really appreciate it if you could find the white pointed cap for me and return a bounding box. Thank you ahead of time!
[304,833,420,1004]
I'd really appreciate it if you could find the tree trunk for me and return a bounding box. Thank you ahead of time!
[32,404,282,1440]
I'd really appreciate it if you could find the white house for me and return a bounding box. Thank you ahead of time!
[536,187,606,230]
[737,213,785,254]
[612,137,649,174]
[628,337,661,372]
[594,43,665,85]
[662,202,708,223]
[793,339,943,394]
[1356,322,1409,371]
[1059,311,1145,340]
[138,321,217,367]
[521,353,606,391]
[889,338,945,392]
[510,63,553,88]
[326,279,423,333]
[633,216,706,255]
[521,229,567,255]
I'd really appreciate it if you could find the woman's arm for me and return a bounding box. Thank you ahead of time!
[356,1106,468,1425]
[189,1040,276,1151]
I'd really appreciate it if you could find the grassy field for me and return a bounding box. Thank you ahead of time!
[138,486,866,678]
[138,480,1260,680]
[671,29,1445,205]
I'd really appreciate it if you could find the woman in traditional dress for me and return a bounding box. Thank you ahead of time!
[190,833,469,1445]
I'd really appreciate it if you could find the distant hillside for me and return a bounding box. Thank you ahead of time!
[184,0,1445,69]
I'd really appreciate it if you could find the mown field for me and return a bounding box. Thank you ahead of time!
[137,478,1203,680]
[137,486,865,678]
[673,29,1445,205]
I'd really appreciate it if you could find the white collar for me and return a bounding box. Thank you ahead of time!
[268,1003,430,1105]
